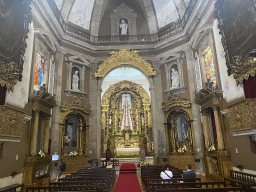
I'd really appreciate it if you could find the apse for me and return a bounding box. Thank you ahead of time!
[101,67,150,98]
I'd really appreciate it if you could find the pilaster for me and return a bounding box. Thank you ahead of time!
[185,48,205,174]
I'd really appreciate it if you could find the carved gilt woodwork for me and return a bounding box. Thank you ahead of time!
[0,105,26,137]
[214,0,256,78]
[60,96,91,156]
[0,0,33,90]
[162,94,194,153]
[227,98,256,132]
[95,48,156,77]
[232,55,256,84]
[101,80,153,154]
[195,88,223,110]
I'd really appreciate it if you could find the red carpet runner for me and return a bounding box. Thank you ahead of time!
[114,163,142,192]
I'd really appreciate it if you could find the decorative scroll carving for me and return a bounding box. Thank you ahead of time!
[195,88,223,108]
[227,99,256,132]
[0,61,19,90]
[162,94,191,112]
[0,106,25,137]
[214,0,256,79]
[95,48,156,77]
[61,96,91,114]
[232,55,256,84]
[0,0,33,90]
[28,89,56,115]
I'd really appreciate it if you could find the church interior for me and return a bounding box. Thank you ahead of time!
[1,0,256,191]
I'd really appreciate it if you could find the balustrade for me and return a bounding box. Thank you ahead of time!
[45,0,198,45]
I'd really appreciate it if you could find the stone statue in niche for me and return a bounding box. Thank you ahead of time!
[72,71,79,90]
[120,20,128,35]
[171,68,180,88]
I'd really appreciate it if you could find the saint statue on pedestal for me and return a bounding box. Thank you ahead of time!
[72,71,79,90]
[120,20,128,35]
[171,68,179,88]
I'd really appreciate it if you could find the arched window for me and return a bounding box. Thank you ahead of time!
[71,67,80,90]
[177,116,188,141]
[34,53,48,90]
[170,65,180,88]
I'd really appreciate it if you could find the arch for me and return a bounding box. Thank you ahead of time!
[95,48,156,78]
[90,0,158,35]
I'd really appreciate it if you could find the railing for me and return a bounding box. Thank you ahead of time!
[45,0,198,45]
[0,184,23,192]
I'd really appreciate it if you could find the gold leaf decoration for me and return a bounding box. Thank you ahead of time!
[0,106,25,137]
[232,55,256,84]
[95,48,156,77]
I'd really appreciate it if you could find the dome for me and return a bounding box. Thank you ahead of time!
[55,0,191,35]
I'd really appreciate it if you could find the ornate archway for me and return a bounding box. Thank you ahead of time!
[59,96,91,173]
[101,80,153,157]
[94,48,156,78]
[162,94,195,170]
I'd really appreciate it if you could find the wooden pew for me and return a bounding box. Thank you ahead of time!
[148,181,227,192]
[26,185,100,192]
[155,188,248,192]
[62,176,112,191]
[146,178,201,192]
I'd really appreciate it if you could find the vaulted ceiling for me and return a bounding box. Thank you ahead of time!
[54,0,190,35]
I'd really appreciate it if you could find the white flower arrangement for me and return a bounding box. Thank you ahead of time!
[38,150,45,157]
[140,160,146,166]
[69,150,78,156]
[208,145,216,152]
[178,145,187,153]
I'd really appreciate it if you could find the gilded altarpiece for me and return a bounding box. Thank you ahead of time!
[162,94,195,171]
[101,81,153,156]
[23,88,56,187]
[227,99,256,132]
[195,88,232,181]
[59,96,91,174]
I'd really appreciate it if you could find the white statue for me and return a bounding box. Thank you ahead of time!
[72,71,79,90]
[120,20,128,35]
[171,68,179,88]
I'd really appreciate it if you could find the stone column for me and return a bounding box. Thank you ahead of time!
[50,50,64,155]
[67,62,73,90]
[148,61,166,163]
[59,124,65,155]
[185,48,205,174]
[76,123,80,153]
[136,109,140,133]
[79,120,83,155]
[213,106,224,150]
[81,66,86,92]
[40,117,45,151]
[85,126,89,156]
[202,111,211,150]
[43,115,51,154]
[164,64,171,89]
[30,110,40,156]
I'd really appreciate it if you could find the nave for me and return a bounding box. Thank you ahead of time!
[1,0,256,190]
[8,158,255,192]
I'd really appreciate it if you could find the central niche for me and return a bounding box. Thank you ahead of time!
[101,80,153,157]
